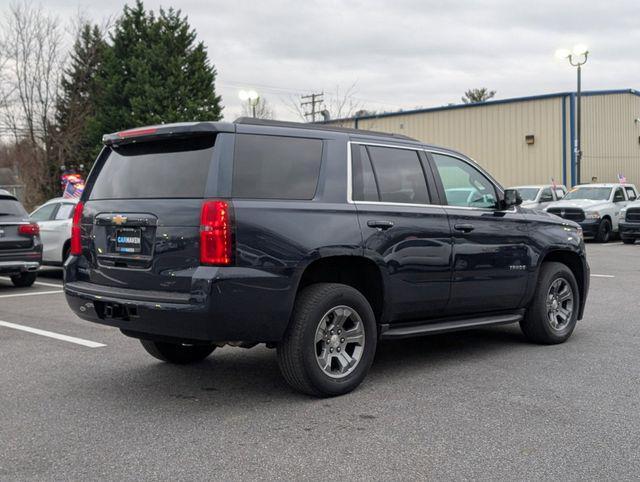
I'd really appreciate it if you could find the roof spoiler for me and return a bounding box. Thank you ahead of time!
[102,122,234,146]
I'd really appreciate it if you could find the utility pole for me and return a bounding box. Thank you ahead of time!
[301,92,324,122]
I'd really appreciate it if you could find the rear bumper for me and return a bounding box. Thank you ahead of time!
[64,259,294,343]
[619,222,640,239]
[0,248,41,275]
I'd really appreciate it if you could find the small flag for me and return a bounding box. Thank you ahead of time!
[618,173,627,184]
[63,180,84,199]
[551,178,557,189]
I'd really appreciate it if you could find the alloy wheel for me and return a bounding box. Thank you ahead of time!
[546,278,574,330]
[314,305,365,379]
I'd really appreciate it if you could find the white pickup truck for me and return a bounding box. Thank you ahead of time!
[545,183,638,242]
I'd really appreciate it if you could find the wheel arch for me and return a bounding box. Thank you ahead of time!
[539,249,587,319]
[295,255,387,324]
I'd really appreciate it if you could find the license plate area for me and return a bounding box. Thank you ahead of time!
[115,227,142,254]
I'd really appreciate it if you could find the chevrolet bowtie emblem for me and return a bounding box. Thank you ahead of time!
[112,214,127,225]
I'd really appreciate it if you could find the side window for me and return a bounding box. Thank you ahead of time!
[351,145,379,202]
[55,203,75,220]
[30,203,57,222]
[625,187,637,201]
[540,188,554,202]
[431,153,497,209]
[613,188,625,202]
[233,134,323,200]
[366,146,429,204]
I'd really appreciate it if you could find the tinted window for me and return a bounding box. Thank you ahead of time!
[89,135,215,199]
[614,188,625,202]
[351,145,379,201]
[625,187,637,201]
[432,153,497,209]
[233,134,322,200]
[55,203,75,220]
[0,198,28,219]
[540,188,554,202]
[30,203,57,221]
[366,146,429,204]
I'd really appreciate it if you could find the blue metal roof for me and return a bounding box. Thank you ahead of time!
[326,88,640,123]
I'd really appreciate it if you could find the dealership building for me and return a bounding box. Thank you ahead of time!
[326,89,640,188]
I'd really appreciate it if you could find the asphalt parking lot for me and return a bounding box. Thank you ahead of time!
[1,243,639,480]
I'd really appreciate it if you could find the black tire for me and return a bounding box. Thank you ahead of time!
[140,339,216,364]
[10,271,37,287]
[520,261,579,344]
[595,218,612,243]
[277,283,377,397]
[622,237,636,245]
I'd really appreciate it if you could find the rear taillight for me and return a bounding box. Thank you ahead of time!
[70,202,84,256]
[200,200,232,265]
[18,223,39,236]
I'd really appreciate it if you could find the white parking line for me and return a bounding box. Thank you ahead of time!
[591,274,615,278]
[0,320,106,348]
[0,290,63,299]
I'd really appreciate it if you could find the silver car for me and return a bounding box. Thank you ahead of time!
[510,184,567,210]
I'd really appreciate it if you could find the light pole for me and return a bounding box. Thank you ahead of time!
[239,90,260,118]
[556,44,589,185]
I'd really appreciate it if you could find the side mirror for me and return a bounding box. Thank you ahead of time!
[502,188,522,209]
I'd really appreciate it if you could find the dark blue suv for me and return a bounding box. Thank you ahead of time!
[64,118,589,396]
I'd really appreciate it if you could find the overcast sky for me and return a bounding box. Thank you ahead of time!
[39,0,640,121]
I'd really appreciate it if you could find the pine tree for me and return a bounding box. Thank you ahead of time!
[53,23,108,167]
[97,1,223,135]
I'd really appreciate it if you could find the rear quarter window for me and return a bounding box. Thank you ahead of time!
[232,134,323,200]
[89,135,216,199]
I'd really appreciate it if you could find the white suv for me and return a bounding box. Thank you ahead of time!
[30,197,79,265]
[545,183,638,242]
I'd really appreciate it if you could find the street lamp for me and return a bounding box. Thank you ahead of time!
[239,89,260,118]
[556,44,589,185]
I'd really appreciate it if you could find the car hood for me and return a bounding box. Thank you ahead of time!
[546,199,610,211]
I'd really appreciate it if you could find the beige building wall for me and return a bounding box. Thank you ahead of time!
[328,91,640,188]
[581,93,640,185]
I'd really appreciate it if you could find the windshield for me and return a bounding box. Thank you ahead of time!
[516,188,540,201]
[563,187,612,201]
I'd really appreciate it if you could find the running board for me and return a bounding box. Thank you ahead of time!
[379,311,524,340]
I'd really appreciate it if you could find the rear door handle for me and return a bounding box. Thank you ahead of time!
[367,220,394,231]
[454,223,475,233]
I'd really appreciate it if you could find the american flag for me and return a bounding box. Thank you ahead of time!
[551,178,557,189]
[63,180,84,199]
[618,173,627,184]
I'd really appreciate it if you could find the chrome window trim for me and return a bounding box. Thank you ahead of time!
[347,140,509,212]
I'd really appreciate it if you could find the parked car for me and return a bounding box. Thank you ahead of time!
[545,183,638,242]
[619,199,640,244]
[0,189,42,287]
[64,119,590,397]
[30,197,78,265]
[510,184,567,210]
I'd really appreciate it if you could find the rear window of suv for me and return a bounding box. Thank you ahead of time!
[0,197,28,218]
[232,134,323,200]
[89,135,216,199]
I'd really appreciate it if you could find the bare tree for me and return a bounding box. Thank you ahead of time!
[0,1,65,206]
[241,97,274,119]
[287,82,364,122]
[461,87,496,104]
